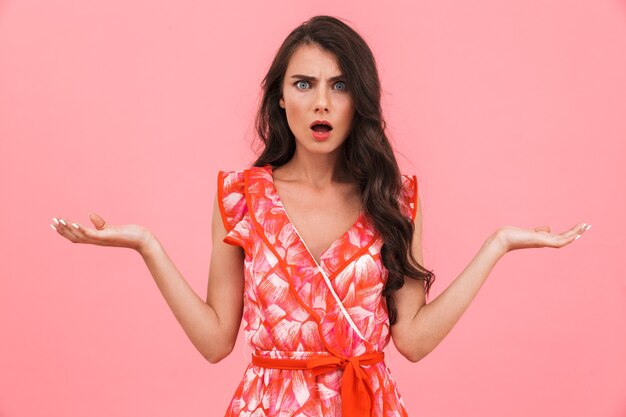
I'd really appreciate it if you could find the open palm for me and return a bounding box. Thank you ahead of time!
[51,213,151,253]
[497,222,591,253]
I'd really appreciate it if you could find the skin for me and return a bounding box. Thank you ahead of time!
[274,43,360,265]
[50,43,592,364]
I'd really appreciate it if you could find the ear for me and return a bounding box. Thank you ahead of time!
[279,97,285,108]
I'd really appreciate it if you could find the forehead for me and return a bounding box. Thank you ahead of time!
[285,43,342,75]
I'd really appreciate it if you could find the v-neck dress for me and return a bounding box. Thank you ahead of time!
[216,164,418,417]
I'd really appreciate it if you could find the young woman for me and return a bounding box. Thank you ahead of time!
[50,15,590,417]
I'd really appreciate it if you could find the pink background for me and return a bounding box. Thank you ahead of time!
[1,1,625,416]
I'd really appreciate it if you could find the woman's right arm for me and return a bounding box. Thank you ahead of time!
[52,195,245,363]
[139,195,244,363]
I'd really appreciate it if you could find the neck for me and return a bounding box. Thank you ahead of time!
[276,149,351,188]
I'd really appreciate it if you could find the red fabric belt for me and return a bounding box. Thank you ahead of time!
[252,351,384,417]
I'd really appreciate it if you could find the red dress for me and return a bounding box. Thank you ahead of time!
[217,164,418,417]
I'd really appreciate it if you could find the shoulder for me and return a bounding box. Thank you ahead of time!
[216,169,248,232]
[217,169,245,192]
[218,165,272,189]
[399,174,419,221]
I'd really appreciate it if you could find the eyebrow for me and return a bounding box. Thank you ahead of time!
[289,74,345,81]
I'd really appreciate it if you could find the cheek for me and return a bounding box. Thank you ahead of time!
[339,101,355,125]
[284,103,306,132]
[286,101,306,121]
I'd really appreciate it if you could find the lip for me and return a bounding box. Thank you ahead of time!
[309,119,333,129]
[311,129,331,141]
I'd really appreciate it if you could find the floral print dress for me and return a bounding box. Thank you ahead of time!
[217,164,418,417]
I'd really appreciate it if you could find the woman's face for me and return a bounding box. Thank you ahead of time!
[279,43,355,156]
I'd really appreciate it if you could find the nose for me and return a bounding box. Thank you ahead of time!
[314,85,329,112]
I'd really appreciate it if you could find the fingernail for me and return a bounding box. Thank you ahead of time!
[52,217,59,225]
[50,224,57,231]
[59,219,66,226]
[585,224,592,232]
[575,235,580,240]
[72,223,79,229]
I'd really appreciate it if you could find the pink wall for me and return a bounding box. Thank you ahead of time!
[1,1,625,416]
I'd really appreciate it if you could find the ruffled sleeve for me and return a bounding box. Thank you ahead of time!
[399,174,419,222]
[217,170,249,249]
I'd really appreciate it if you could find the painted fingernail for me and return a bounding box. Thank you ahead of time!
[71,223,79,229]
[59,219,66,226]
[575,235,581,240]
[52,218,59,225]
[50,224,57,231]
[585,224,592,232]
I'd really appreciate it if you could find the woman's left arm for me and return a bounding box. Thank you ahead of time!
[391,198,591,363]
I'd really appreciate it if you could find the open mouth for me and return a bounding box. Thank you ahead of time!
[311,124,333,133]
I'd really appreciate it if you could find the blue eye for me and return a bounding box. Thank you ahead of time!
[293,80,347,91]
[295,80,309,89]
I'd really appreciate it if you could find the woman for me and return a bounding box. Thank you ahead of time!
[50,15,590,417]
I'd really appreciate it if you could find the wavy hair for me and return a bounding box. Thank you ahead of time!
[251,15,435,325]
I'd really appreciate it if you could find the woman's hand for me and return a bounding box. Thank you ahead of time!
[494,222,591,254]
[50,213,153,254]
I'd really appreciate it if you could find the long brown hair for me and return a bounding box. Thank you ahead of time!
[251,15,435,325]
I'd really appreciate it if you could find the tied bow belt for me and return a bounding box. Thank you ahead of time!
[252,350,384,417]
